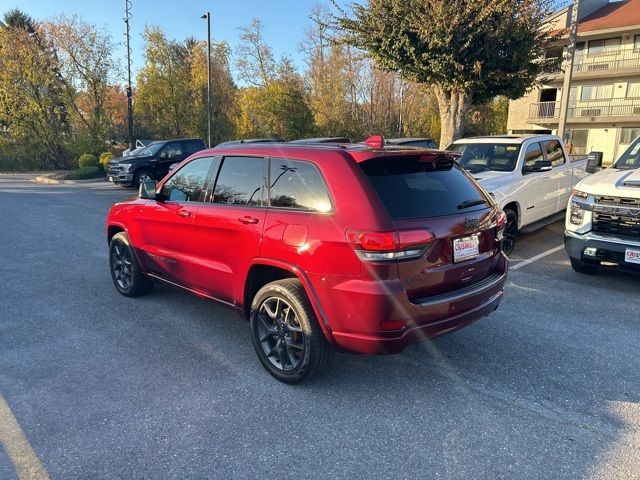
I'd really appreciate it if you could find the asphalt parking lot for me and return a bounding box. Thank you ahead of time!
[1,174,639,480]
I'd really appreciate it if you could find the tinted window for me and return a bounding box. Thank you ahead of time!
[615,137,640,169]
[523,142,545,170]
[213,156,264,206]
[449,142,520,173]
[184,139,206,154]
[543,140,565,167]
[160,141,184,160]
[269,159,332,212]
[360,156,489,219]
[162,157,215,202]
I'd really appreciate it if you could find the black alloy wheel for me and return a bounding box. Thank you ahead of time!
[502,208,518,256]
[109,232,154,297]
[256,297,306,371]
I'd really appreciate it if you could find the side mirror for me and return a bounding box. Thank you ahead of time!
[523,159,552,174]
[139,180,158,200]
[586,151,603,174]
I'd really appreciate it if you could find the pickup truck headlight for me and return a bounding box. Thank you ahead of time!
[119,163,132,172]
[566,191,593,232]
[570,203,585,225]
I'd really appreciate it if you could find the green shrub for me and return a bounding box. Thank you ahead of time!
[99,152,113,171]
[78,153,98,168]
[69,166,101,180]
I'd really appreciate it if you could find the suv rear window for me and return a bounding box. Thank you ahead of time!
[360,156,490,219]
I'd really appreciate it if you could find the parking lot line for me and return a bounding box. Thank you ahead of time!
[0,395,50,480]
[510,245,565,271]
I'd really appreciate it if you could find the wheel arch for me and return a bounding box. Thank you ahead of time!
[243,259,336,345]
[502,201,521,228]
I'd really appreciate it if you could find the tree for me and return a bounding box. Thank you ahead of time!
[333,0,559,147]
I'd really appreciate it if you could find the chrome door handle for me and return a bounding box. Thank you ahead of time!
[177,210,192,217]
[238,216,259,224]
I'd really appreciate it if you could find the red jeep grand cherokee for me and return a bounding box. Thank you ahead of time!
[106,136,508,383]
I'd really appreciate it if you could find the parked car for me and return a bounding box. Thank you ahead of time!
[289,137,352,144]
[107,138,206,188]
[387,138,438,149]
[447,135,589,255]
[215,138,284,148]
[565,136,640,275]
[106,135,508,383]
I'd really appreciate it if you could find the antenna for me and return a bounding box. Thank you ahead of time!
[124,0,134,150]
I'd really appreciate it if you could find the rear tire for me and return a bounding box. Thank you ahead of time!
[570,258,598,275]
[109,232,154,297]
[250,279,334,384]
[502,208,519,256]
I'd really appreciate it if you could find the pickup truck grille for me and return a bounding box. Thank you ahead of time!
[592,195,640,237]
[107,164,123,175]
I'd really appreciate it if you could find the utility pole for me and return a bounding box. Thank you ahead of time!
[124,0,134,150]
[557,0,580,144]
[201,12,212,148]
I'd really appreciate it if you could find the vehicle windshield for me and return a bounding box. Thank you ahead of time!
[447,142,521,173]
[138,142,164,156]
[613,137,640,169]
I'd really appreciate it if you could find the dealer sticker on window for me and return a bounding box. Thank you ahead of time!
[625,248,640,265]
[453,235,480,263]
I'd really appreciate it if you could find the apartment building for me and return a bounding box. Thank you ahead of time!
[507,0,640,165]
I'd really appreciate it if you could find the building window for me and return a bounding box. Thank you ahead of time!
[635,35,640,52]
[626,82,640,99]
[587,37,621,56]
[620,128,640,145]
[569,130,589,155]
[580,84,613,101]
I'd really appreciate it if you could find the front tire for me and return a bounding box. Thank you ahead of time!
[133,169,154,189]
[502,208,519,256]
[250,279,334,384]
[109,232,154,297]
[570,258,598,275]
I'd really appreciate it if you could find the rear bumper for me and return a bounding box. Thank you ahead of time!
[564,230,640,273]
[318,252,509,355]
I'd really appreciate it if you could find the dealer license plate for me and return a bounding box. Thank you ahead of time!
[453,235,479,263]
[625,248,640,264]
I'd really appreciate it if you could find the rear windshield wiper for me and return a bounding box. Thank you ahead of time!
[457,199,487,210]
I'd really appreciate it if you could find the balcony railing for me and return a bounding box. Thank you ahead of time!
[529,98,640,121]
[546,48,640,75]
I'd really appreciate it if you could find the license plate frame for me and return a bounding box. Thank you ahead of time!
[453,235,480,263]
[624,248,640,265]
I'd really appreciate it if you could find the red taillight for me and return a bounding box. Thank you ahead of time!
[495,210,507,229]
[346,230,396,251]
[346,229,434,261]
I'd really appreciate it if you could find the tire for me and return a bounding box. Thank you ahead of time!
[250,279,334,384]
[133,169,154,189]
[109,232,154,297]
[502,208,519,256]
[570,258,598,275]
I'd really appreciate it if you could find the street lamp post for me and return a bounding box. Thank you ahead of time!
[201,12,212,148]
[557,0,581,145]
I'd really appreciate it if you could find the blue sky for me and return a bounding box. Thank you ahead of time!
[0,0,351,83]
[2,0,570,84]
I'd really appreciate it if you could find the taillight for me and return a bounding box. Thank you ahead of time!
[495,210,507,241]
[346,229,434,261]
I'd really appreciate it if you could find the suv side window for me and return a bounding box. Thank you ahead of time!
[543,140,566,167]
[162,157,217,202]
[522,142,545,171]
[212,156,265,206]
[184,139,205,155]
[269,158,332,212]
[160,141,184,160]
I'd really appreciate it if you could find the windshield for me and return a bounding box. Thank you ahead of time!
[138,142,164,156]
[448,142,521,173]
[614,137,640,169]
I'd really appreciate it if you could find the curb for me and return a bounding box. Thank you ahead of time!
[32,173,107,185]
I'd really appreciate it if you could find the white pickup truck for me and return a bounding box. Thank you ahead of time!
[565,136,640,274]
[448,135,589,254]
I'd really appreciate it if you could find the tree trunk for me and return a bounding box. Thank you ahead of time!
[433,86,472,149]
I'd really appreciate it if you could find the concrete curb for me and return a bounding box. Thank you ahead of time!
[32,173,107,185]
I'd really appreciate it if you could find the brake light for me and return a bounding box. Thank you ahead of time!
[495,210,507,241]
[363,135,385,149]
[346,229,434,261]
